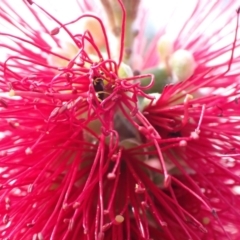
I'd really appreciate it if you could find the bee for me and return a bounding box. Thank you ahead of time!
[93,77,105,101]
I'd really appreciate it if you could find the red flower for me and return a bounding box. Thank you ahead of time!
[0,0,240,239]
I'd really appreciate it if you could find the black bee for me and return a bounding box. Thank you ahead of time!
[93,77,104,101]
[168,131,182,138]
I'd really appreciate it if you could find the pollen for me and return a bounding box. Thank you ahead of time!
[202,217,210,225]
[0,151,7,156]
[9,89,15,97]
[13,122,20,128]
[169,49,196,82]
[107,172,116,179]
[33,232,44,240]
[179,140,187,147]
[25,147,33,155]
[190,131,199,140]
[114,215,124,224]
[184,94,193,103]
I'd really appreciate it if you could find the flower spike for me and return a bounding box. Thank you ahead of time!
[0,0,240,239]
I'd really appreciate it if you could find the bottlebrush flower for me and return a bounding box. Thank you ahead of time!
[0,0,240,240]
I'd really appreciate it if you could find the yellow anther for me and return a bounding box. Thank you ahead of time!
[9,89,15,97]
[115,215,124,224]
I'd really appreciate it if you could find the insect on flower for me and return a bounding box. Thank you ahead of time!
[0,0,240,240]
[93,75,105,101]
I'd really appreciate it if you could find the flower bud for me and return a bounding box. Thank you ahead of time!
[169,49,196,82]
[157,34,173,60]
[83,18,105,52]
[47,42,78,68]
[141,93,161,109]
[118,62,133,78]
